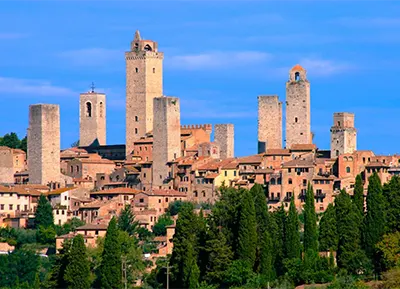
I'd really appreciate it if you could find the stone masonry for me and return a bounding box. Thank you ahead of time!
[79,91,106,146]
[285,64,311,149]
[152,96,181,188]
[330,112,357,158]
[257,95,282,153]
[125,30,163,157]
[0,147,14,184]
[214,124,234,158]
[28,104,60,185]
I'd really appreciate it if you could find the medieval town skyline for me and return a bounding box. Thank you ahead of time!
[1,1,400,156]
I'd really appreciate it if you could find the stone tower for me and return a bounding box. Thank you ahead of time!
[152,96,181,188]
[285,64,311,149]
[258,95,282,153]
[79,87,106,146]
[125,30,163,157]
[28,104,60,185]
[330,112,357,158]
[214,124,234,159]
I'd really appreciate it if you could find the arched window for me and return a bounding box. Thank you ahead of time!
[134,43,139,50]
[153,68,155,73]
[135,68,139,73]
[194,191,198,197]
[270,178,276,185]
[100,176,105,180]
[349,157,353,161]
[346,166,351,173]
[202,191,206,197]
[144,44,152,51]
[344,157,348,161]
[338,121,341,126]
[86,102,92,117]
[135,116,138,122]
[135,128,138,134]
[76,166,79,173]
[277,178,282,185]
[295,72,300,81]
[99,102,103,117]
[288,178,292,185]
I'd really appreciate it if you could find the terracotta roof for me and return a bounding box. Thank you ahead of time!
[237,155,263,164]
[197,158,236,170]
[79,158,115,165]
[76,223,108,230]
[366,161,389,168]
[315,158,335,164]
[313,174,336,180]
[204,173,220,179]
[135,209,158,216]
[222,160,239,169]
[14,184,48,190]
[153,236,167,242]
[134,138,153,144]
[91,188,141,195]
[291,64,305,71]
[282,159,314,168]
[0,185,41,196]
[12,149,25,155]
[57,232,95,239]
[47,187,77,196]
[143,189,187,197]
[264,149,291,156]
[185,144,198,151]
[290,144,316,151]
[79,199,118,209]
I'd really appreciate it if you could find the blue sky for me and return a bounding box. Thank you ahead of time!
[1,1,400,157]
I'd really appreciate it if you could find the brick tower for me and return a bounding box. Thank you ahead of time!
[214,124,234,158]
[79,85,106,146]
[285,64,311,149]
[28,104,60,185]
[152,96,181,188]
[330,112,357,157]
[125,30,163,157]
[258,95,282,153]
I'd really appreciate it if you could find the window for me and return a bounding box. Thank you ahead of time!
[135,68,139,73]
[277,178,282,185]
[336,150,339,157]
[143,173,147,178]
[338,121,341,126]
[24,205,27,211]
[153,68,155,73]
[166,197,169,202]
[224,171,227,177]
[135,116,138,122]
[135,128,138,134]
[158,199,161,203]
[99,102,104,117]
[70,166,74,173]
[62,210,65,215]
[288,168,291,173]
[64,196,67,201]
[17,205,20,211]
[76,165,79,172]
[303,179,307,186]
[234,171,237,176]
[144,44,152,51]
[346,166,351,173]
[295,117,298,123]
[270,178,276,185]
[194,191,198,197]
[295,72,300,81]
[0,204,3,210]
[202,191,206,197]
[139,198,144,203]
[288,178,292,185]
[86,102,92,117]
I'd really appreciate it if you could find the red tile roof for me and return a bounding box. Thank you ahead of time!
[264,149,291,156]
[91,188,141,195]
[143,189,187,197]
[290,144,317,151]
[282,159,314,168]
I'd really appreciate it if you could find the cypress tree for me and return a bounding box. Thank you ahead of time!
[273,204,286,276]
[363,172,386,273]
[318,203,338,251]
[64,234,91,289]
[285,198,301,260]
[304,183,318,253]
[383,176,400,232]
[117,203,138,236]
[260,230,274,281]
[353,174,364,217]
[237,189,257,268]
[99,217,122,289]
[46,239,71,288]
[34,194,54,228]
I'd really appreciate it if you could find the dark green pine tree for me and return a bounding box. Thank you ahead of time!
[363,172,386,273]
[64,235,91,289]
[273,204,286,276]
[170,204,200,288]
[318,203,338,252]
[99,217,122,289]
[117,203,138,236]
[303,183,318,253]
[19,136,27,153]
[0,132,20,148]
[44,239,71,289]
[34,194,54,229]
[285,198,301,260]
[237,189,257,268]
[353,174,365,217]
[260,230,274,281]
[383,176,400,233]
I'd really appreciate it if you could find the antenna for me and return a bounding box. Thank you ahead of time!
[90,82,95,93]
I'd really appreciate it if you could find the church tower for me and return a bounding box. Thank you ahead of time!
[125,30,163,157]
[79,85,106,147]
[330,112,357,157]
[285,64,311,149]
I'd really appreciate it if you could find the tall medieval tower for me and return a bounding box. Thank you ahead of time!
[258,95,282,153]
[28,104,60,185]
[285,64,311,149]
[330,112,357,157]
[214,124,234,159]
[125,30,163,157]
[79,87,106,146]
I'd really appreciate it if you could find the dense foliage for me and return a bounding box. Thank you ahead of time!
[0,132,27,152]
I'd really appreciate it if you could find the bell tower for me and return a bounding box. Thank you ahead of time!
[125,30,163,157]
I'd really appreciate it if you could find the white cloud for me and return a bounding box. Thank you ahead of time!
[298,58,353,76]
[166,51,272,70]
[0,77,75,97]
[57,48,122,67]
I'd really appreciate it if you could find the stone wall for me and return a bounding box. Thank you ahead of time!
[285,66,311,149]
[28,104,60,185]
[125,33,163,157]
[214,124,234,159]
[0,147,14,184]
[257,95,282,153]
[330,112,357,157]
[79,92,106,146]
[152,97,181,188]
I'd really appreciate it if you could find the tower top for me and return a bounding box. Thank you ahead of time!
[288,64,307,82]
[129,31,159,53]
[290,64,305,72]
[134,30,141,41]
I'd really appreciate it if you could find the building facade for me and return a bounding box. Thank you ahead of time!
[258,95,282,153]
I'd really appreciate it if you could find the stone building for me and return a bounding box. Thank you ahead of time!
[152,96,181,188]
[214,124,234,159]
[0,147,26,184]
[79,89,106,146]
[285,64,311,149]
[257,95,282,153]
[125,30,163,157]
[330,112,357,158]
[28,104,60,186]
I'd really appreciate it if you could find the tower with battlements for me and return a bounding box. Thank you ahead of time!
[330,112,357,157]
[28,104,60,185]
[258,95,282,153]
[214,124,234,159]
[152,96,181,188]
[79,87,106,146]
[125,30,164,157]
[285,64,311,149]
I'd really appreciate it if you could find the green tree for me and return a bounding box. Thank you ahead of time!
[118,231,144,285]
[285,198,301,260]
[19,136,27,153]
[168,200,193,216]
[34,194,54,229]
[353,174,364,217]
[318,203,338,251]
[383,175,400,233]
[237,189,257,268]
[99,217,122,289]
[304,183,318,253]
[273,204,286,276]
[117,203,138,236]
[363,172,386,274]
[64,235,91,289]
[0,132,20,148]
[37,225,56,245]
[153,213,174,236]
[45,239,71,289]
[376,232,400,270]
